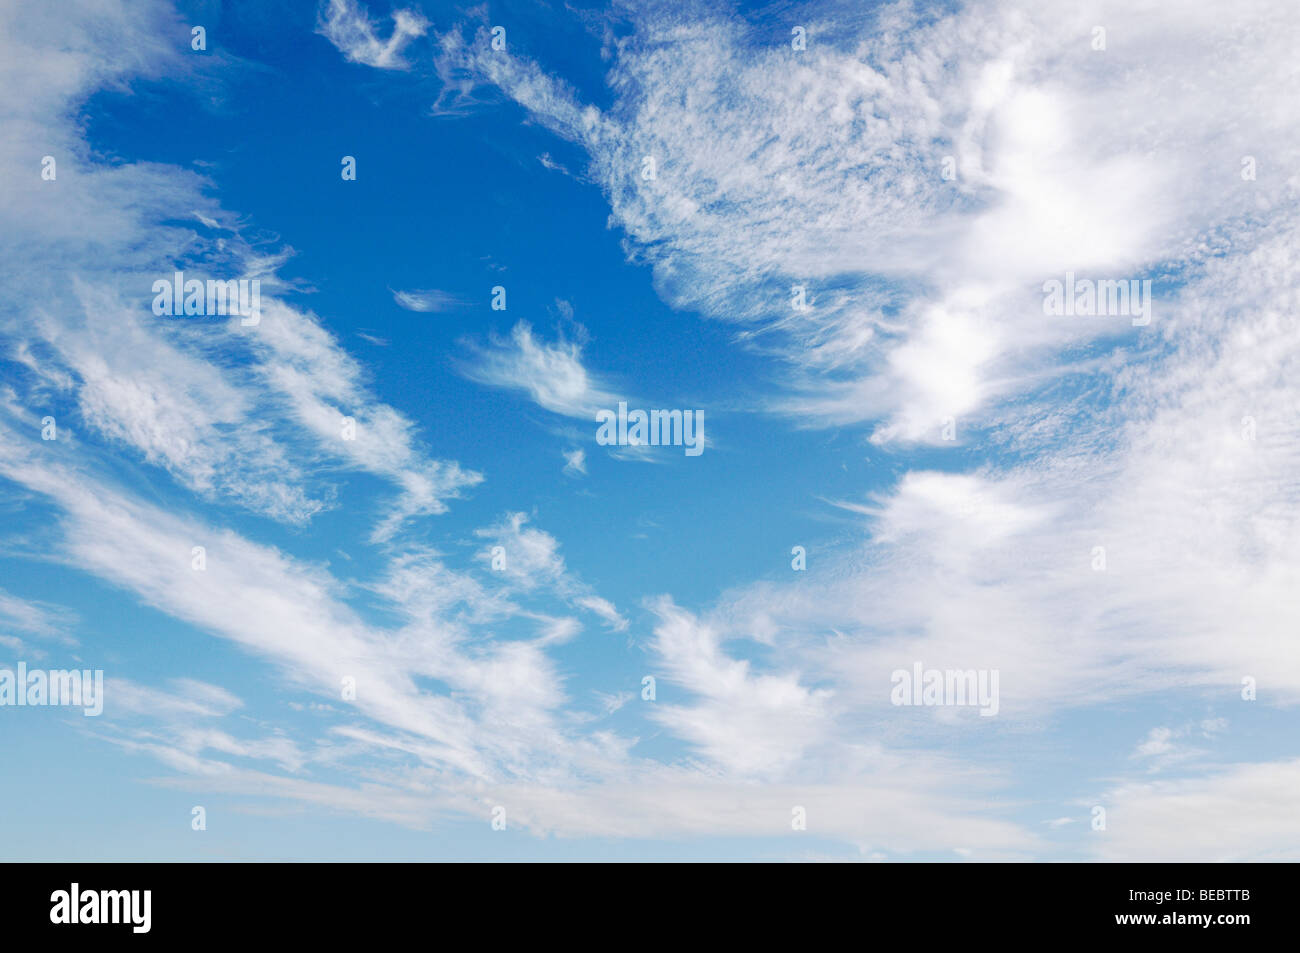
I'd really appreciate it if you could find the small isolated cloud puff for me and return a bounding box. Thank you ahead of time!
[317,0,428,70]
[460,321,619,420]
[391,288,464,312]
[562,448,586,476]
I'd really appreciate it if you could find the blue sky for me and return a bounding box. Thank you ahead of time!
[1,0,1299,861]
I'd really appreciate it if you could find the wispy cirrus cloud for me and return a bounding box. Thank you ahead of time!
[459,321,619,420]
[0,588,76,642]
[437,0,1300,444]
[6,0,1300,862]
[561,448,586,476]
[474,511,629,630]
[1,0,481,540]
[390,288,465,312]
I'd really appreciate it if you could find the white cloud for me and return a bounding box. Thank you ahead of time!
[439,0,1300,444]
[108,678,244,720]
[575,594,627,631]
[317,0,428,70]
[249,304,483,539]
[1135,727,1175,758]
[1090,759,1300,861]
[0,588,76,645]
[5,0,1299,859]
[537,153,572,177]
[647,597,832,778]
[461,322,619,420]
[562,448,586,476]
[592,690,632,715]
[594,214,1300,735]
[0,1,479,540]
[473,511,628,630]
[391,288,464,312]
